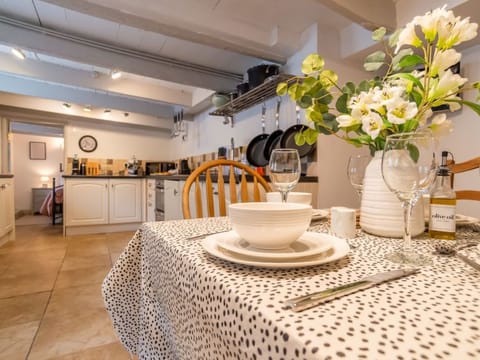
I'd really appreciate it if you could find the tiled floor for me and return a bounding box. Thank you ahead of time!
[0,219,136,359]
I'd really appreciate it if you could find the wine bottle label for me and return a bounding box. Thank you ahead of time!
[429,204,456,232]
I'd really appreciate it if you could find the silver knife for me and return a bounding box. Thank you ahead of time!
[285,268,420,312]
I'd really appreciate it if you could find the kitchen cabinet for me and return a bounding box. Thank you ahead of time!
[0,178,14,240]
[65,178,143,226]
[164,180,184,220]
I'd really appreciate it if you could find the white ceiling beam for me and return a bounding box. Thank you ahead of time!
[0,16,242,92]
[0,52,193,108]
[40,0,289,64]
[0,92,173,131]
[0,73,176,119]
[316,0,397,32]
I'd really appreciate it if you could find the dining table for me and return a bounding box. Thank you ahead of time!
[102,215,480,360]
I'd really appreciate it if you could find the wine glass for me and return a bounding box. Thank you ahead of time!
[268,149,301,203]
[381,132,437,266]
[347,154,371,197]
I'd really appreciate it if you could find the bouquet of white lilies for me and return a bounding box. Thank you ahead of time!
[277,5,480,154]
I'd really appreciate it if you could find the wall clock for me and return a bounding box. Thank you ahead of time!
[79,135,97,152]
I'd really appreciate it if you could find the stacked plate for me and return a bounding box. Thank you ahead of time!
[202,230,349,268]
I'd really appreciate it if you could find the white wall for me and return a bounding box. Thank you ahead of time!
[63,122,174,161]
[11,133,64,212]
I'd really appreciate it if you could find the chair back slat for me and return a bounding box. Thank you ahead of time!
[240,171,248,202]
[456,190,480,201]
[217,166,227,216]
[206,170,214,217]
[253,177,261,201]
[182,159,272,219]
[194,177,203,218]
[229,166,237,204]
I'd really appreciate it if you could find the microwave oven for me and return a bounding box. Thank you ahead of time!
[145,161,175,175]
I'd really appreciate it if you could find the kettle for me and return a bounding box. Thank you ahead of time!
[179,159,190,175]
[126,155,140,175]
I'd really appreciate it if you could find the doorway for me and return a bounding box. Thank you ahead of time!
[9,121,64,225]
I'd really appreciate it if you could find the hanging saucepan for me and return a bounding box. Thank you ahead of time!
[263,99,283,161]
[246,104,269,167]
[279,106,316,158]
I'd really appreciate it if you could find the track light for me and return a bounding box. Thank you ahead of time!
[83,105,92,112]
[11,48,25,60]
[111,69,122,79]
[62,103,71,109]
[104,109,111,113]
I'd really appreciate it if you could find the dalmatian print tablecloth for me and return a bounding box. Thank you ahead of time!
[102,217,480,360]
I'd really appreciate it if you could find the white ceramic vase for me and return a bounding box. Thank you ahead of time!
[360,151,425,238]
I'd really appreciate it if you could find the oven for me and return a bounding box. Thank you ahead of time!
[155,179,165,221]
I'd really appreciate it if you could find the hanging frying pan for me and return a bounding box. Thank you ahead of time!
[263,99,284,161]
[279,106,316,158]
[246,104,269,167]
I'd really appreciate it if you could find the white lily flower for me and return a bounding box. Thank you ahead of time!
[418,109,433,127]
[429,113,454,138]
[395,21,422,53]
[386,99,418,124]
[437,14,478,49]
[336,114,360,128]
[361,112,384,139]
[430,49,461,76]
[429,69,468,100]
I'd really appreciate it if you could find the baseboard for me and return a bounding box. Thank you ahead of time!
[65,222,142,236]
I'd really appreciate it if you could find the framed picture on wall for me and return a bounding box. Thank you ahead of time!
[29,141,46,160]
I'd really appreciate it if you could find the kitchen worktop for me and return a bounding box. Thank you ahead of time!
[63,174,318,182]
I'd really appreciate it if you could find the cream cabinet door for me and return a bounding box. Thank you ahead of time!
[0,179,14,237]
[109,179,143,223]
[65,179,108,226]
[164,180,183,220]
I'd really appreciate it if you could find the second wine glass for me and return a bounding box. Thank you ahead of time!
[268,149,301,203]
[347,154,371,197]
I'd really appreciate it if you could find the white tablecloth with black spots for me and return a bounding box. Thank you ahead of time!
[102,217,480,360]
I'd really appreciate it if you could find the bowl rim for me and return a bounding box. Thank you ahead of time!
[229,202,312,211]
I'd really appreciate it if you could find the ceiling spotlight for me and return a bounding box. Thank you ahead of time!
[83,105,92,112]
[111,69,122,80]
[124,112,129,117]
[11,48,26,60]
[104,109,111,113]
[62,103,71,109]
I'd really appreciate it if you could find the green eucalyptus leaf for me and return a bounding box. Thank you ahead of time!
[392,49,413,71]
[304,128,318,145]
[302,76,317,88]
[398,54,425,68]
[320,69,338,88]
[336,93,349,113]
[364,51,386,71]
[388,28,402,48]
[407,144,420,162]
[287,83,304,100]
[276,82,288,96]
[306,108,323,122]
[358,80,371,93]
[294,132,306,145]
[372,27,386,41]
[389,72,424,91]
[343,82,356,95]
[298,95,313,108]
[301,54,325,74]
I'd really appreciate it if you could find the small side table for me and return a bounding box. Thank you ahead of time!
[32,188,51,214]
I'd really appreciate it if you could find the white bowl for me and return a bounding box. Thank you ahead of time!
[266,192,312,205]
[229,202,312,249]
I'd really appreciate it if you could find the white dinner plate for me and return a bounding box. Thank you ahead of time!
[202,233,349,269]
[311,209,329,221]
[214,230,333,260]
[456,214,479,225]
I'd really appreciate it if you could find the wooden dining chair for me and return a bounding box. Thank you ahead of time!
[182,159,272,219]
[448,156,480,201]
